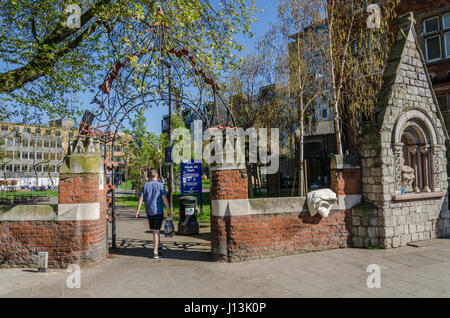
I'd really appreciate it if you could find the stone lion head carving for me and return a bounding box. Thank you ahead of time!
[306,189,338,218]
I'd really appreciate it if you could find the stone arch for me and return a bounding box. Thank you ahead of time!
[393,109,439,146]
[392,109,441,193]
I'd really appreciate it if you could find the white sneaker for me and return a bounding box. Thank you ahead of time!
[153,252,159,259]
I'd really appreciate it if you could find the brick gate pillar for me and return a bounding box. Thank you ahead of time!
[0,137,107,268]
[209,129,248,261]
[57,136,107,266]
[330,154,362,198]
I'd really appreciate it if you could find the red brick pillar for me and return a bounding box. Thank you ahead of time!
[330,154,362,196]
[0,137,107,269]
[210,161,248,261]
[329,154,362,248]
[57,137,107,267]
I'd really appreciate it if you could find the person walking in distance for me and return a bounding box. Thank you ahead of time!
[135,169,172,259]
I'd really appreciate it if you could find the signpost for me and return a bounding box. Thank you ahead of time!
[164,146,173,165]
[180,160,203,214]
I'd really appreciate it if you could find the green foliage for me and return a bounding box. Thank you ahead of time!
[115,190,211,224]
[0,0,258,122]
[125,108,165,192]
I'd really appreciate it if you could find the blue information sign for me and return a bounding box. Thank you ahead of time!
[180,160,203,214]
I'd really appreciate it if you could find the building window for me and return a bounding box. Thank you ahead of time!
[22,152,28,160]
[36,140,42,148]
[424,16,439,34]
[35,165,42,172]
[44,140,49,148]
[55,131,61,137]
[425,35,441,62]
[21,139,29,147]
[445,32,450,58]
[36,152,42,160]
[5,164,11,172]
[50,141,56,148]
[14,164,20,172]
[46,129,52,136]
[14,152,19,159]
[443,12,450,30]
[437,92,450,130]
[44,152,49,160]
[423,13,450,63]
[22,165,28,172]
[29,152,34,159]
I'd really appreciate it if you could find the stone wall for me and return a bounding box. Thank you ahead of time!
[356,13,450,248]
[0,137,107,268]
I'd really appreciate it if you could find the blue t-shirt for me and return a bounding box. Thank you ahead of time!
[140,180,167,215]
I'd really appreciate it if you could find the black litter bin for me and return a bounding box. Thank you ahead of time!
[178,196,199,235]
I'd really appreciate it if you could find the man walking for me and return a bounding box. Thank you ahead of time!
[135,169,171,259]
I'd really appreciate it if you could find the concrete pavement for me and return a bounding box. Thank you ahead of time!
[0,206,449,298]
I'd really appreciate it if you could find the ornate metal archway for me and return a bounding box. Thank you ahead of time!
[75,5,236,249]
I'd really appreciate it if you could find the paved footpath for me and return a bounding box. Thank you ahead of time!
[1,207,449,298]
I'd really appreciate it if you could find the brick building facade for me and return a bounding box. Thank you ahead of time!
[397,0,450,130]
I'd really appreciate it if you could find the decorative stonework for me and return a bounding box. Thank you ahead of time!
[356,12,450,248]
[401,165,415,192]
[306,189,338,218]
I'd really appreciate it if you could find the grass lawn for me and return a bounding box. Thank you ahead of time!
[115,190,211,224]
[118,181,133,190]
[0,190,59,198]
[202,179,210,188]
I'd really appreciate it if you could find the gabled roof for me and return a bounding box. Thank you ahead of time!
[372,12,449,140]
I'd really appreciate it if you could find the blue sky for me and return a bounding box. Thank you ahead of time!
[140,0,278,135]
[1,0,279,135]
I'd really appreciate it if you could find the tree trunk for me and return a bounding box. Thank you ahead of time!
[299,108,305,197]
[333,99,343,155]
[246,163,254,198]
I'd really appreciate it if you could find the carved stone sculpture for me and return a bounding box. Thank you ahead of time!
[306,189,338,218]
[401,165,415,192]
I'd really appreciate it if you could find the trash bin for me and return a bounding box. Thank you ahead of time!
[178,196,199,235]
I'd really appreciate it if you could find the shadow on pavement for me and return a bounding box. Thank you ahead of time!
[110,238,212,262]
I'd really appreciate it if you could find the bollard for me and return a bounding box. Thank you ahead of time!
[38,252,48,272]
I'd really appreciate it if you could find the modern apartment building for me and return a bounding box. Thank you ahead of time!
[0,119,75,187]
[0,119,131,187]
